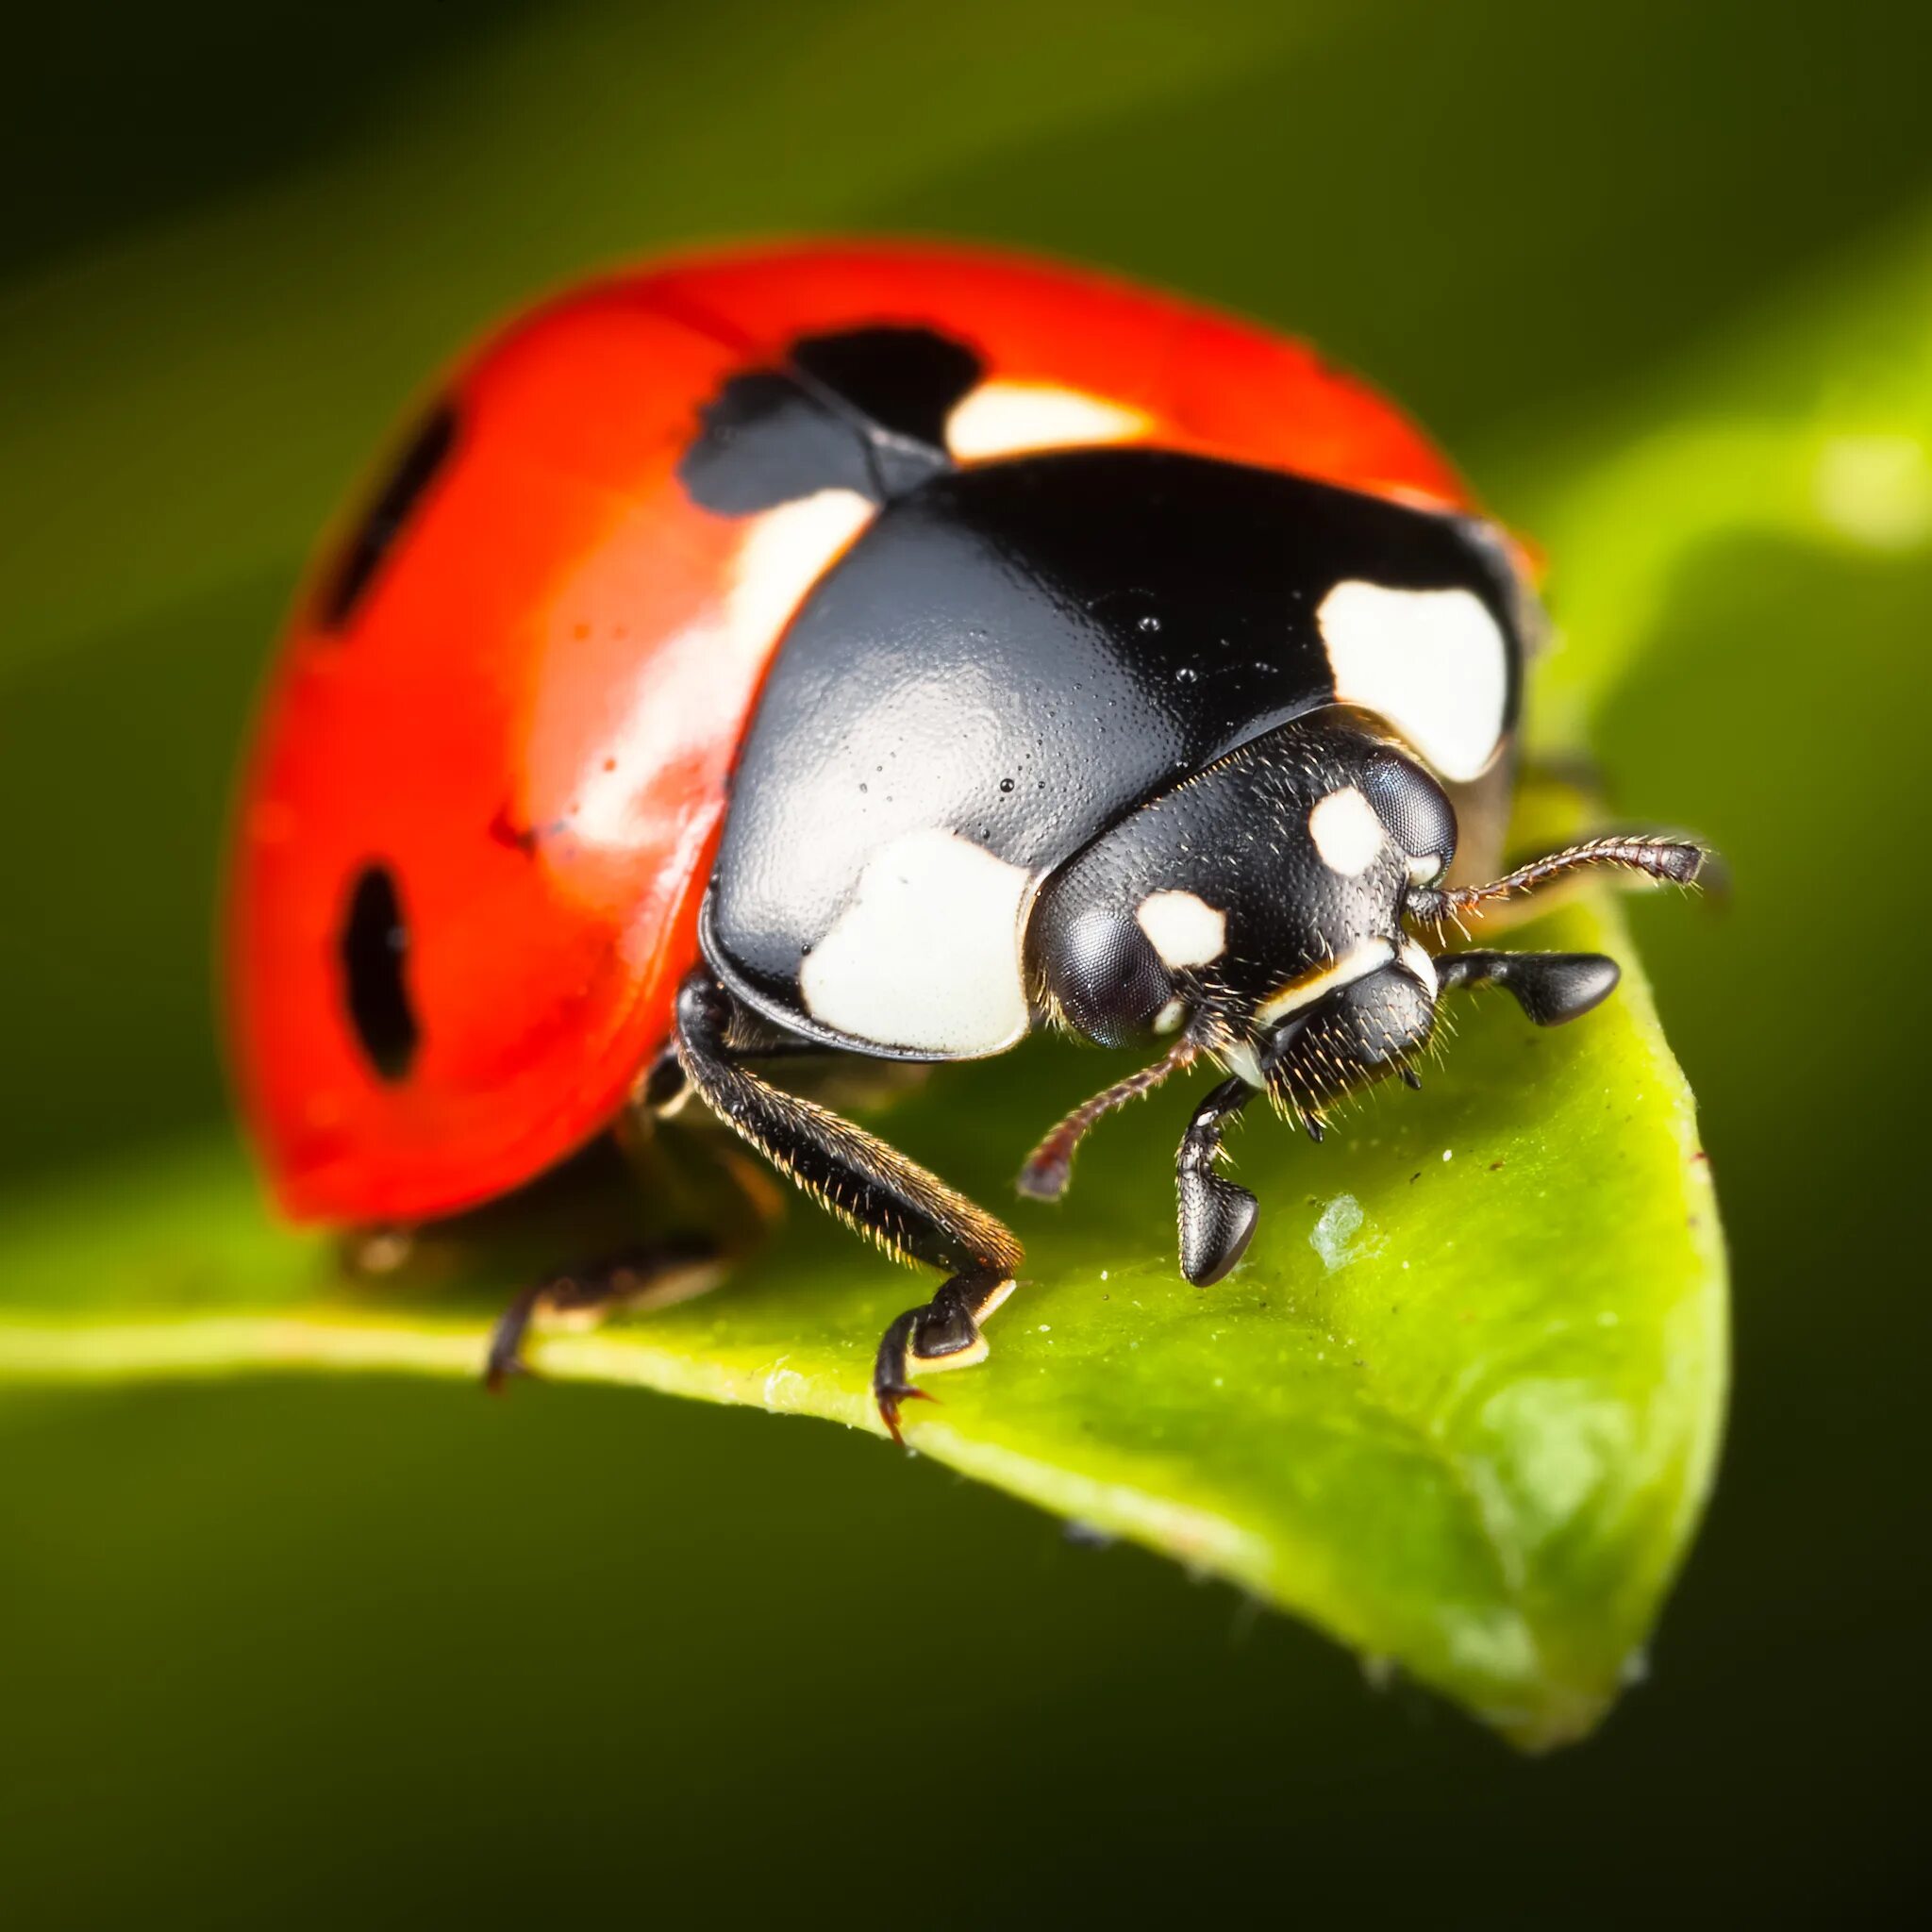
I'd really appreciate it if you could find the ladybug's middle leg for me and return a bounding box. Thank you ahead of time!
[673,969,1024,1444]
[482,1062,783,1391]
[484,1233,731,1392]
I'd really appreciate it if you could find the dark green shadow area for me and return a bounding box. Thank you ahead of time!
[0,571,289,1178]
[879,0,1932,468]
[1,0,545,281]
[1598,534,1932,1779]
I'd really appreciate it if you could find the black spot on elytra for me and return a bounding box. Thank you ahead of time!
[791,327,982,461]
[319,400,458,628]
[677,325,983,515]
[341,863,419,1081]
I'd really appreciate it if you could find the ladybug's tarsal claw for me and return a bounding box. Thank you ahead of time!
[875,1381,938,1447]
[872,1271,1013,1440]
[483,1283,544,1396]
[484,1355,540,1397]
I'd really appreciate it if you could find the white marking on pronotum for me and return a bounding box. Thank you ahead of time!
[945,380,1152,461]
[1254,936,1395,1028]
[1307,786,1385,876]
[1398,937,1439,999]
[799,828,1033,1056]
[1135,890,1226,969]
[1317,579,1508,783]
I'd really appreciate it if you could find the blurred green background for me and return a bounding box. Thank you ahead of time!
[3,0,1929,1923]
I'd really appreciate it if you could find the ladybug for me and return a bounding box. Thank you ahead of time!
[228,242,1702,1441]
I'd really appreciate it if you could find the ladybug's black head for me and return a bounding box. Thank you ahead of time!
[1026,715,1456,1106]
[1027,718,1707,1291]
[1024,714,1706,1280]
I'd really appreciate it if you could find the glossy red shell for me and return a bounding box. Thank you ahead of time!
[226,241,1473,1225]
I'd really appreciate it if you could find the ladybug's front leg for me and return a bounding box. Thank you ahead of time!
[1174,1073,1264,1288]
[1431,949,1622,1026]
[673,971,1024,1444]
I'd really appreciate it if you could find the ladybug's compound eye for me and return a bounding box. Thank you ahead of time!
[1361,744,1457,887]
[1033,902,1175,1048]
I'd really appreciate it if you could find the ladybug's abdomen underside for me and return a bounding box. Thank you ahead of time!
[707,448,1524,1060]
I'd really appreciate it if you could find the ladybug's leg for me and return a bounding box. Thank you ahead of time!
[1433,949,1622,1026]
[483,1085,781,1392]
[869,1271,1022,1446]
[673,970,1023,1444]
[484,1234,730,1392]
[1174,1074,1264,1287]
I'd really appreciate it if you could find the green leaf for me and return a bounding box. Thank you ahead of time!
[0,859,1717,1747]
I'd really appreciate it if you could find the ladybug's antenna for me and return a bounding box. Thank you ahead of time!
[1407,835,1707,923]
[1018,1038,1197,1203]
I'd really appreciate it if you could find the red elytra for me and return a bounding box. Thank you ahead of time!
[226,241,1474,1227]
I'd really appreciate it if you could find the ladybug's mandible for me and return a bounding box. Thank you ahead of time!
[228,242,1702,1439]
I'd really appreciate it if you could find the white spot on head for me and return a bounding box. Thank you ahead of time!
[1135,890,1226,969]
[1153,996,1188,1034]
[1318,580,1508,783]
[946,381,1152,462]
[799,829,1033,1056]
[1307,786,1385,875]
